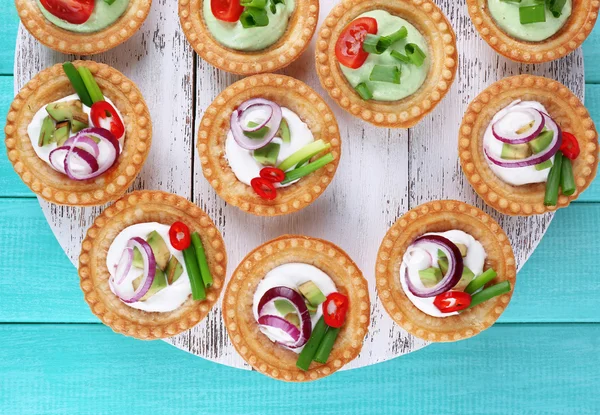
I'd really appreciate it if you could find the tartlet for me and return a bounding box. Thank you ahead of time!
[197,74,341,216]
[222,234,370,382]
[78,190,227,340]
[315,0,458,128]
[467,0,599,63]
[178,0,318,75]
[15,0,152,55]
[5,61,151,206]
[376,200,516,342]
[458,75,598,216]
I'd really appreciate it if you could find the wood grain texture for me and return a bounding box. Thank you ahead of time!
[9,0,589,369]
[0,324,599,414]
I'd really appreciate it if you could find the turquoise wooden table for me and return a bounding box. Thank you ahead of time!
[2,2,600,413]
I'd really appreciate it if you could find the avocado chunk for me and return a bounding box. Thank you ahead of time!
[244,121,270,139]
[253,142,281,166]
[298,281,326,306]
[274,299,296,316]
[38,116,55,147]
[438,244,467,259]
[71,117,89,133]
[132,231,171,271]
[535,159,553,171]
[45,100,86,123]
[277,118,291,143]
[284,312,300,328]
[54,121,71,146]
[453,266,476,291]
[165,256,183,285]
[501,143,532,160]
[529,130,554,154]
[305,301,317,314]
[438,258,449,275]
[418,267,442,288]
[132,267,168,301]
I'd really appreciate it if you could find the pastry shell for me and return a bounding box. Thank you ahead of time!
[458,75,598,216]
[78,190,227,340]
[178,0,318,75]
[375,200,516,342]
[5,61,152,207]
[197,74,341,216]
[315,0,458,128]
[222,234,370,382]
[15,0,152,55]
[467,0,599,64]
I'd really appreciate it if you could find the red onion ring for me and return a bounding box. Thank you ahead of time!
[257,286,311,348]
[63,135,100,158]
[240,102,274,133]
[486,112,562,168]
[405,235,463,298]
[492,107,545,144]
[257,314,301,344]
[64,128,120,181]
[113,247,134,285]
[49,146,98,175]
[112,237,156,303]
[230,98,282,150]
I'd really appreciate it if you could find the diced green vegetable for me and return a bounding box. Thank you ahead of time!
[519,4,546,24]
[362,34,387,55]
[71,118,89,133]
[284,312,300,328]
[468,281,511,309]
[77,66,104,103]
[313,327,340,364]
[369,65,401,84]
[280,153,334,185]
[535,159,553,171]
[501,143,531,160]
[544,151,563,206]
[182,246,206,301]
[547,0,567,17]
[419,267,442,287]
[104,0,117,4]
[277,139,330,172]
[269,0,284,13]
[191,232,213,289]
[465,268,497,295]
[62,62,93,107]
[132,267,168,301]
[54,121,71,146]
[529,130,554,153]
[296,317,327,371]
[298,281,326,306]
[560,157,576,196]
[274,300,296,315]
[165,256,183,285]
[244,121,270,139]
[253,142,281,166]
[240,8,269,28]
[355,82,373,100]
[405,43,426,67]
[380,26,408,46]
[278,118,290,143]
[390,50,411,63]
[241,0,267,7]
[38,116,55,147]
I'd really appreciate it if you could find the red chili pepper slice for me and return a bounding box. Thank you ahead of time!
[322,292,349,328]
[90,101,125,139]
[260,167,285,183]
[433,291,472,313]
[251,177,277,200]
[169,221,191,251]
[559,132,580,160]
[334,17,378,69]
[210,0,244,22]
[40,0,94,25]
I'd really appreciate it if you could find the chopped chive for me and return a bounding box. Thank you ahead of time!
[240,7,269,28]
[277,139,330,171]
[296,317,327,371]
[313,327,340,364]
[104,0,117,4]
[182,246,206,301]
[355,82,373,100]
[560,157,576,196]
[380,26,407,45]
[465,268,497,295]
[405,43,426,66]
[269,0,284,13]
[77,66,104,103]
[62,63,93,107]
[191,232,213,289]
[547,0,567,18]
[362,34,387,55]
[544,151,563,206]
[281,153,334,185]
[390,50,411,63]
[241,0,267,8]
[369,65,401,84]
[244,121,270,139]
[468,281,511,309]
[519,4,546,24]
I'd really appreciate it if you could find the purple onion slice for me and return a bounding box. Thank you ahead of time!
[112,237,156,303]
[230,98,282,150]
[49,146,98,176]
[63,135,100,158]
[492,107,544,144]
[257,314,301,345]
[63,128,120,181]
[405,235,463,298]
[113,247,134,285]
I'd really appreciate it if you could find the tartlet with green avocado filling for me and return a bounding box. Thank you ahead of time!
[16,0,152,55]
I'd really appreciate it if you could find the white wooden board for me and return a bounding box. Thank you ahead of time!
[15,0,584,370]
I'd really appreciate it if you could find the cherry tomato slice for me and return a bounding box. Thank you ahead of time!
[251,177,277,200]
[322,292,349,328]
[260,167,285,183]
[40,0,94,25]
[334,17,378,69]
[433,291,472,313]
[169,221,191,251]
[90,101,125,139]
[211,0,244,22]
[559,132,580,160]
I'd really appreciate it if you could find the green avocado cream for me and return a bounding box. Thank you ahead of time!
[203,0,295,51]
[37,0,130,34]
[340,10,430,102]
[488,0,572,42]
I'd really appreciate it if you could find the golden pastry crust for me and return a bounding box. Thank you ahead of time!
[178,0,318,75]
[458,75,598,216]
[15,0,152,55]
[78,190,227,340]
[315,0,458,128]
[467,0,599,63]
[376,200,516,342]
[197,74,341,216]
[5,60,152,207]
[222,235,370,382]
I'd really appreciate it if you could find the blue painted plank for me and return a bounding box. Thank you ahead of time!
[0,0,18,75]
[0,323,598,414]
[583,24,600,83]
[0,198,599,323]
